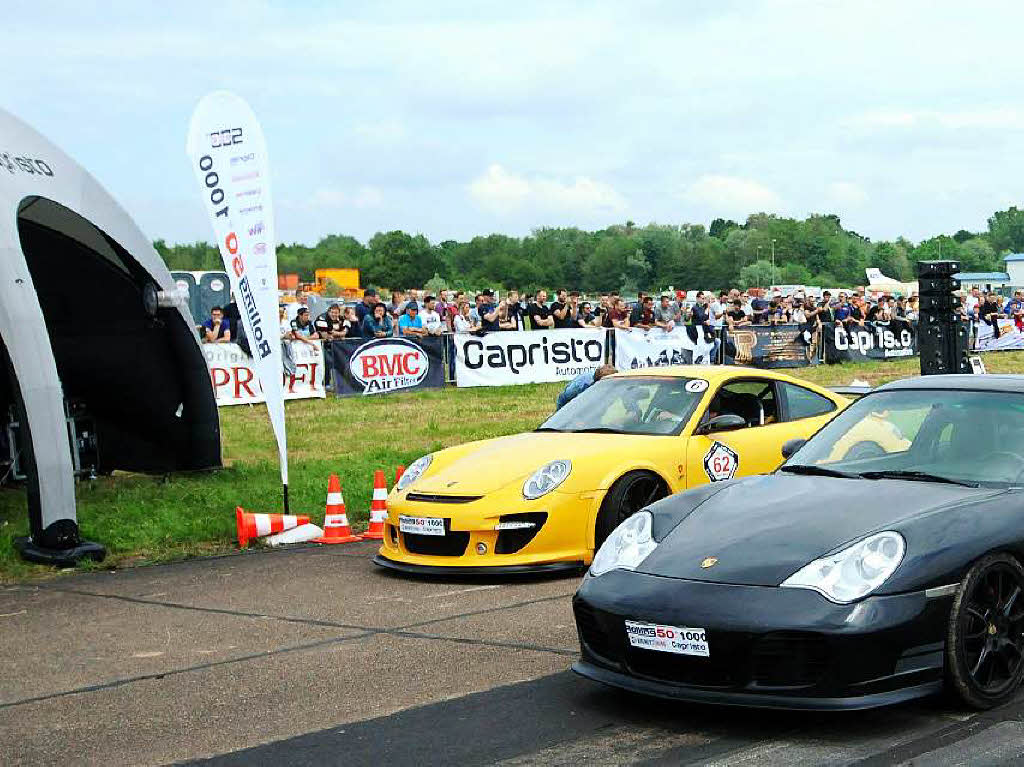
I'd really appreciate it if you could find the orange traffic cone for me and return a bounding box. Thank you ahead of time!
[395,465,405,485]
[236,507,310,548]
[363,470,388,540]
[313,475,362,544]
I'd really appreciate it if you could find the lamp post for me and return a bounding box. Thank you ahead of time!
[771,239,777,287]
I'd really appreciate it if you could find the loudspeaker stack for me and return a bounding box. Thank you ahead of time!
[917,260,970,376]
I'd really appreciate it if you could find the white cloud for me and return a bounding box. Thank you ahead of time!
[309,187,348,208]
[353,186,383,208]
[827,181,868,207]
[307,185,383,209]
[683,175,782,214]
[467,164,626,215]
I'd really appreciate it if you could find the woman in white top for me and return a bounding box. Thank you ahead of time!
[453,302,478,333]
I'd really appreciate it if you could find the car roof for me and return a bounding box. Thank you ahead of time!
[607,365,815,386]
[876,374,1024,394]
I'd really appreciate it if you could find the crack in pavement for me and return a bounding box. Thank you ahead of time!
[1,588,578,711]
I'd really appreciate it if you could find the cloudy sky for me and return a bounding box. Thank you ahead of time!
[5,0,1024,246]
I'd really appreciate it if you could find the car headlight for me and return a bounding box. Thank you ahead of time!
[395,454,432,492]
[522,459,571,500]
[589,511,657,577]
[781,531,905,603]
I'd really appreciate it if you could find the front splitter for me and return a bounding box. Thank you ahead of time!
[373,553,585,578]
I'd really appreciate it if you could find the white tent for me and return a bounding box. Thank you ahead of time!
[0,108,220,565]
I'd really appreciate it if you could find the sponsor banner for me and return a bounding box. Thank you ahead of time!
[723,323,817,368]
[973,319,1024,351]
[612,326,717,370]
[330,336,445,395]
[822,319,917,363]
[624,621,710,657]
[204,342,326,406]
[453,329,607,387]
[187,90,289,486]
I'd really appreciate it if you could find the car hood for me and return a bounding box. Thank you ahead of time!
[636,474,1002,586]
[411,432,665,495]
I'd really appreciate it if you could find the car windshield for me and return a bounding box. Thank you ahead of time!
[538,376,704,436]
[785,388,1024,488]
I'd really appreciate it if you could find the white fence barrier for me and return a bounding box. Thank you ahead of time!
[203,341,326,406]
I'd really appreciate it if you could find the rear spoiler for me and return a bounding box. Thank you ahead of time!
[829,385,873,398]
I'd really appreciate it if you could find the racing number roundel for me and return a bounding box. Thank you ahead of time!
[703,442,739,482]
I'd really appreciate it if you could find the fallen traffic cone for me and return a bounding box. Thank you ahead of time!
[363,470,388,540]
[313,475,362,544]
[267,523,324,547]
[236,507,310,548]
[395,465,405,485]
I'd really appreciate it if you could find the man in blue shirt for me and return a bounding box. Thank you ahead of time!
[202,306,232,344]
[556,365,618,409]
[398,302,427,337]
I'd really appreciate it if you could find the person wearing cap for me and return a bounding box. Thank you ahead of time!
[356,288,378,324]
[398,302,427,337]
[478,289,500,332]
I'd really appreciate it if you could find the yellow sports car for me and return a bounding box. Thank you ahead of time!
[374,366,873,575]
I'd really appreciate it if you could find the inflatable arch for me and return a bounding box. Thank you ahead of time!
[0,108,220,565]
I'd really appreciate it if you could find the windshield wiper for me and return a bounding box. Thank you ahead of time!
[779,464,861,479]
[533,427,564,433]
[567,427,627,434]
[859,470,979,488]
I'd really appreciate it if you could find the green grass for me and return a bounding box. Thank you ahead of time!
[4,353,1024,582]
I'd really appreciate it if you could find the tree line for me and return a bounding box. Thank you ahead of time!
[154,206,1024,294]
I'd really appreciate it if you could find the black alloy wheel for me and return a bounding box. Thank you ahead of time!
[946,552,1024,709]
[594,471,666,549]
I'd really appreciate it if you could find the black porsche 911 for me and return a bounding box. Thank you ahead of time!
[573,374,1024,710]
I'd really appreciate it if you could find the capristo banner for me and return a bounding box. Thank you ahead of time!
[822,319,917,363]
[454,329,607,387]
[330,337,445,395]
[613,326,717,370]
[204,342,326,406]
[723,323,817,368]
[973,319,1024,351]
[186,92,290,496]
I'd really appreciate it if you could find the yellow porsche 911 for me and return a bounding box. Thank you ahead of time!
[374,366,885,576]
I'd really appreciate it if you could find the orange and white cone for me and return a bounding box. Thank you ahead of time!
[313,475,362,544]
[363,470,388,540]
[236,507,310,548]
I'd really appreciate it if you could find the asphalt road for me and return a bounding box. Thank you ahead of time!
[3,542,1024,766]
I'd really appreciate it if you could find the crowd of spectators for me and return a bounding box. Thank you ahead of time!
[200,283,1017,349]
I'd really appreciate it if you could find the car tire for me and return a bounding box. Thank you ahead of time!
[945,552,1024,710]
[594,471,666,550]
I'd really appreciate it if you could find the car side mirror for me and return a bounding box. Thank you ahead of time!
[697,414,747,435]
[781,438,806,459]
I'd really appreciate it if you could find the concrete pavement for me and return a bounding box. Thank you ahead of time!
[2,542,1023,765]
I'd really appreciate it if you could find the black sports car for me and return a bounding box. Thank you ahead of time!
[573,375,1024,710]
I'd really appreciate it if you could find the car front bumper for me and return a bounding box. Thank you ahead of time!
[572,570,953,710]
[375,488,598,574]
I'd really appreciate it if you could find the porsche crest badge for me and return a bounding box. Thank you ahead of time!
[700,557,718,569]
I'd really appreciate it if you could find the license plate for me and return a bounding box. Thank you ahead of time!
[399,515,446,536]
[625,621,710,657]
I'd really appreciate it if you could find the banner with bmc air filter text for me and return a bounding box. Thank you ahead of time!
[453,329,607,387]
[329,337,445,395]
[186,91,289,488]
[822,320,917,363]
[613,326,717,370]
[204,342,326,406]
